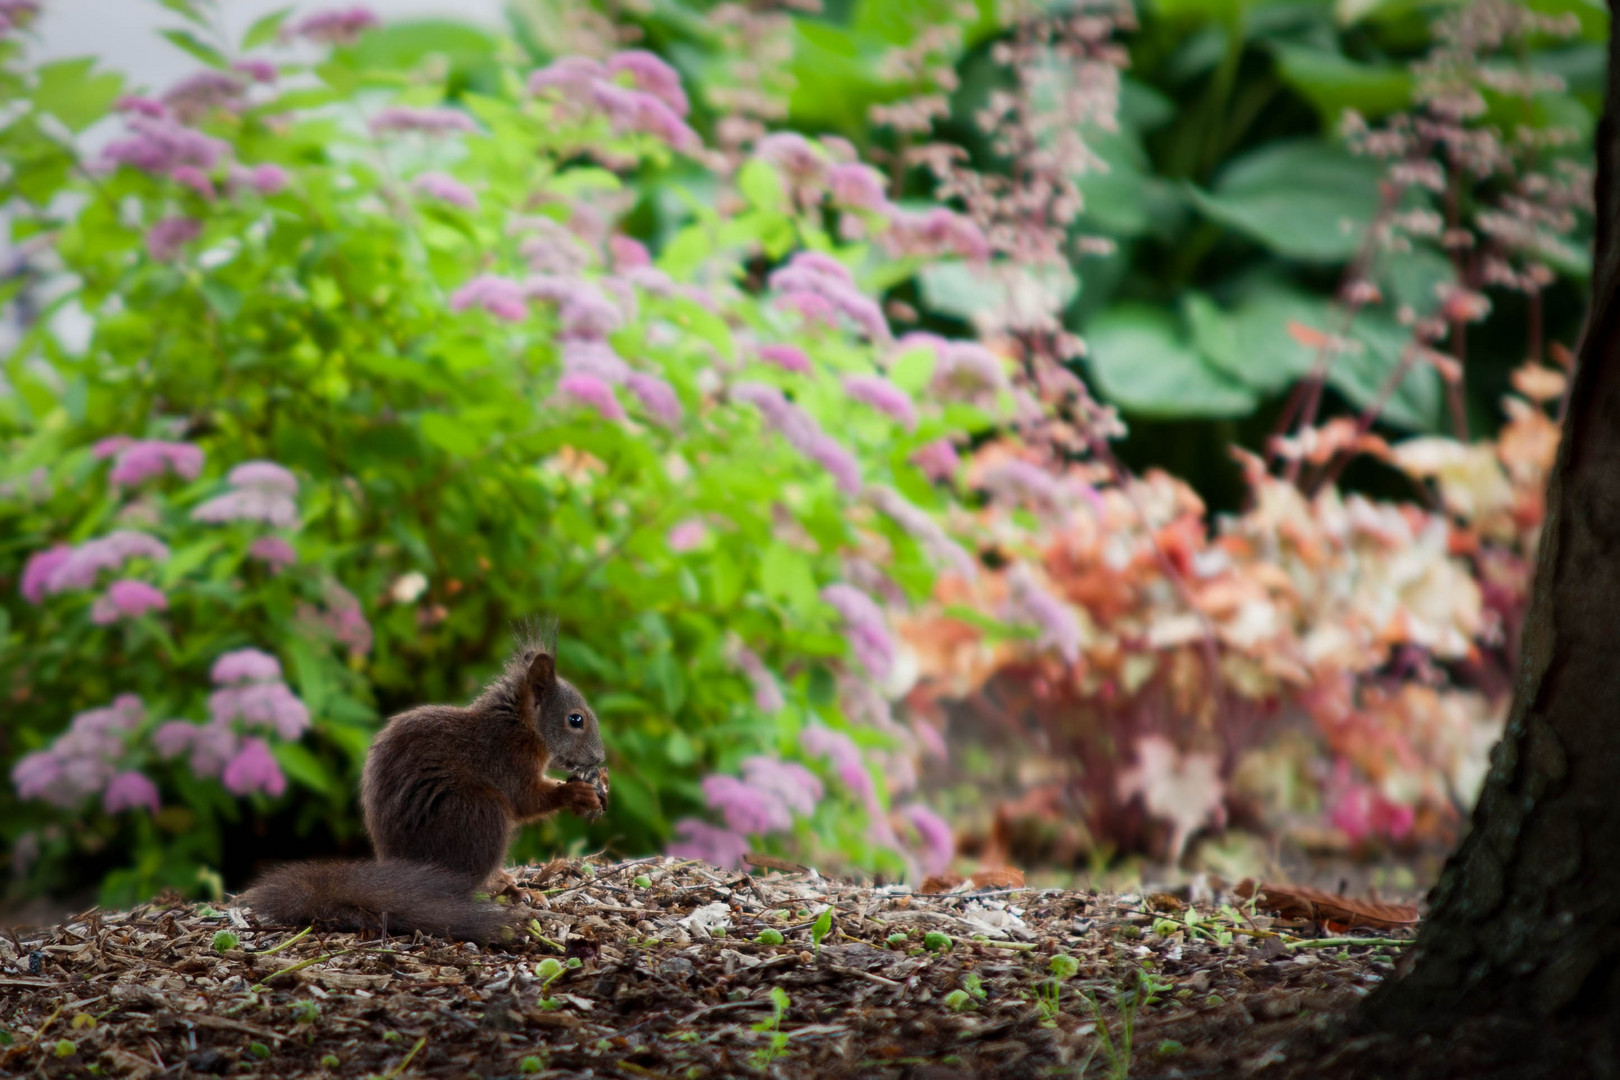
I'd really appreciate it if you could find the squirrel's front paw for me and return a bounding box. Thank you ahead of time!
[561,780,604,821]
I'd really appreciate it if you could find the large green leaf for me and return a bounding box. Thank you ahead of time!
[1186,140,1385,262]
[34,59,124,133]
[1082,304,1257,418]
[1269,43,1412,121]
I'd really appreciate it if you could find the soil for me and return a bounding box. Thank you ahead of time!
[0,857,1419,1079]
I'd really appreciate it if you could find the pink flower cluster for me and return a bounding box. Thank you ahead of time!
[146,217,202,261]
[756,343,812,374]
[667,518,707,552]
[900,804,954,877]
[90,579,169,625]
[668,818,750,869]
[728,637,784,713]
[248,536,298,571]
[450,275,528,321]
[767,252,890,343]
[866,486,977,581]
[884,206,992,261]
[820,583,896,682]
[295,580,374,656]
[843,374,916,429]
[702,755,823,835]
[1003,565,1083,665]
[191,460,299,529]
[19,530,169,602]
[285,5,379,45]
[102,114,228,176]
[12,694,157,814]
[162,70,248,122]
[798,724,874,802]
[94,437,204,487]
[152,648,308,798]
[731,382,861,494]
[413,171,477,211]
[369,106,477,137]
[911,439,961,482]
[897,333,1011,409]
[527,51,699,153]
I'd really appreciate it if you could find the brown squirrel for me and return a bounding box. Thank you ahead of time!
[237,634,607,943]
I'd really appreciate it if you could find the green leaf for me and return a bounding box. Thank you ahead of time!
[810,906,833,949]
[760,543,819,612]
[420,413,483,457]
[160,29,229,69]
[1083,304,1257,418]
[918,261,1078,323]
[1185,141,1385,262]
[1185,285,1326,394]
[242,7,294,51]
[738,159,787,214]
[271,743,334,796]
[200,281,243,321]
[34,59,124,133]
[1269,43,1412,121]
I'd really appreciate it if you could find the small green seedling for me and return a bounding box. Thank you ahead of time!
[1049,953,1080,979]
[381,1030,402,1043]
[923,931,951,952]
[756,929,785,945]
[963,973,987,1001]
[248,1042,271,1060]
[211,930,239,953]
[809,907,833,952]
[291,1000,320,1024]
[885,932,908,948]
[943,989,975,1012]
[320,1054,340,1068]
[634,875,653,888]
[519,1057,543,1074]
[536,958,565,987]
[53,1039,76,1058]
[565,957,582,969]
[751,986,791,1068]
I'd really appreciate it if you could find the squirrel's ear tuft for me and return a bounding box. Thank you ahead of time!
[526,651,557,699]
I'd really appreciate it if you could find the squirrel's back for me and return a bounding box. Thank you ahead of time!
[238,858,511,943]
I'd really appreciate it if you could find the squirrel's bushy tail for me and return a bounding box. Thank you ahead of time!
[238,859,511,943]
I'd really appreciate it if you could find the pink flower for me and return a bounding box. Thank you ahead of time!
[103,116,228,175]
[558,373,626,421]
[756,343,812,374]
[12,751,72,807]
[902,804,953,876]
[729,640,784,713]
[285,6,379,45]
[19,544,73,604]
[212,648,282,685]
[605,50,689,116]
[626,372,682,427]
[222,738,286,797]
[155,720,241,779]
[152,720,201,759]
[146,217,201,261]
[767,252,890,342]
[114,95,167,119]
[667,818,748,869]
[248,536,297,570]
[933,341,1010,407]
[170,164,215,199]
[885,207,990,260]
[827,162,890,212]
[667,519,706,553]
[191,489,298,528]
[527,56,606,98]
[230,163,288,196]
[609,235,651,270]
[911,439,960,481]
[799,725,874,802]
[93,436,134,459]
[702,774,791,834]
[162,70,247,121]
[866,486,976,580]
[979,459,1068,514]
[209,683,311,740]
[450,275,528,322]
[588,82,700,152]
[90,579,169,624]
[234,59,278,84]
[106,439,204,486]
[103,771,161,815]
[754,133,827,204]
[843,374,916,429]
[731,382,861,494]
[1004,565,1082,665]
[561,338,630,384]
[369,106,476,137]
[43,531,169,595]
[741,756,822,816]
[413,171,477,210]
[821,583,895,681]
[1326,760,1416,843]
[229,461,298,495]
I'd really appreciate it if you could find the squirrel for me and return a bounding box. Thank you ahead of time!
[237,633,607,943]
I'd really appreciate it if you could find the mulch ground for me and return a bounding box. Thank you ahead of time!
[0,858,1417,1079]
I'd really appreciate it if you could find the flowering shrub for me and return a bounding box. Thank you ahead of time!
[0,0,1006,900]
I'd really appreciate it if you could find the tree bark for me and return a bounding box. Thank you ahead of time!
[1345,8,1620,1075]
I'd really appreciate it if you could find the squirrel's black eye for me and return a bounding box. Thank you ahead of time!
[568,713,585,729]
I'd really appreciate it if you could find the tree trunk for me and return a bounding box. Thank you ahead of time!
[1344,8,1620,1076]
